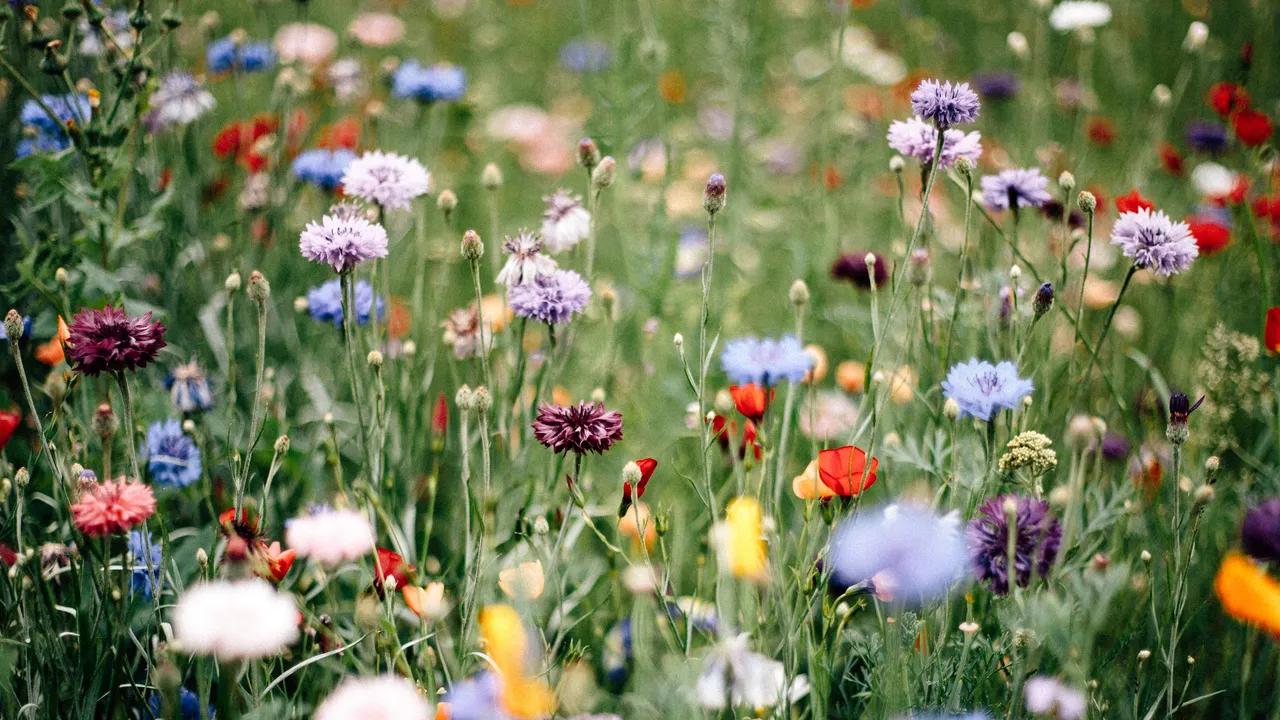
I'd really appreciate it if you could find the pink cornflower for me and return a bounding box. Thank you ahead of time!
[71,478,156,536]
[285,507,376,565]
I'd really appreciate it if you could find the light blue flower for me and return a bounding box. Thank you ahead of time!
[305,278,384,328]
[164,361,214,413]
[206,36,275,74]
[143,419,202,488]
[941,359,1033,421]
[829,504,967,606]
[128,529,162,600]
[291,149,356,191]
[720,335,813,386]
[392,61,466,103]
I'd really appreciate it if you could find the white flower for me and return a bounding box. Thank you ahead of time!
[328,58,366,104]
[798,391,858,441]
[173,579,298,660]
[314,675,432,720]
[1189,162,1237,198]
[1048,1,1112,32]
[148,72,216,130]
[285,507,376,565]
[696,635,809,710]
[340,151,431,211]
[495,231,558,286]
[540,190,592,253]
[273,22,338,67]
[1024,675,1087,720]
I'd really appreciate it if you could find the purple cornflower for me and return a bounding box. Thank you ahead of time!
[886,117,983,168]
[981,168,1052,211]
[968,495,1061,595]
[66,306,167,376]
[909,79,981,128]
[164,360,214,413]
[971,71,1021,100]
[298,204,389,273]
[443,673,506,720]
[1100,432,1131,460]
[1242,499,1280,563]
[507,269,591,325]
[340,151,430,211]
[1110,208,1198,276]
[532,401,624,455]
[720,335,813,386]
[291,149,356,191]
[392,60,467,103]
[1186,120,1228,154]
[306,278,384,328]
[941,359,1033,422]
[831,252,889,289]
[828,504,967,606]
[560,38,613,73]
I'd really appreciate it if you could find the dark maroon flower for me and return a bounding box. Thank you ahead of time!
[967,495,1061,595]
[831,252,888,289]
[66,306,167,376]
[1242,498,1280,563]
[532,401,623,455]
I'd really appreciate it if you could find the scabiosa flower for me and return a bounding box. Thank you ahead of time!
[720,335,813,386]
[886,117,983,168]
[941,359,1034,422]
[391,60,467,103]
[968,495,1062,595]
[832,252,889,289]
[981,168,1053,210]
[1110,208,1198,276]
[298,205,389,273]
[971,71,1021,100]
[829,504,967,605]
[66,306,167,376]
[1186,120,1229,154]
[314,675,432,720]
[145,72,215,132]
[285,507,376,565]
[497,231,558,287]
[143,419,202,488]
[1048,1,1112,31]
[909,79,981,128]
[540,190,592,253]
[173,579,299,660]
[306,278,384,328]
[1242,499,1280,564]
[560,38,613,73]
[165,360,213,413]
[508,269,591,325]
[128,529,163,600]
[532,401,624,455]
[291,148,356,191]
[340,151,430,211]
[206,36,276,74]
[71,477,157,536]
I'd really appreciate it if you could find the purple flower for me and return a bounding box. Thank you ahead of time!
[886,117,983,168]
[1242,498,1280,563]
[829,504,967,605]
[443,673,507,720]
[1186,120,1228,153]
[941,359,1033,422]
[298,204,389,273]
[1110,208,1198,276]
[67,306,167,376]
[909,79,981,128]
[720,335,813,386]
[971,71,1021,100]
[968,495,1061,595]
[340,151,430,211]
[507,269,591,325]
[831,252,889,289]
[1100,432,1131,460]
[532,401,623,455]
[981,168,1052,210]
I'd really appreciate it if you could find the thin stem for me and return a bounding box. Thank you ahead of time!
[340,272,375,480]
[115,373,143,482]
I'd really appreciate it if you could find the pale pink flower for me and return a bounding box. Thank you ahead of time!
[347,13,406,48]
[273,23,338,67]
[173,579,299,660]
[286,507,376,565]
[315,675,431,720]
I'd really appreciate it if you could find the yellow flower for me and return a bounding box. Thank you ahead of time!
[720,496,768,582]
[792,459,836,500]
[1214,551,1280,636]
[479,604,557,719]
[498,559,545,601]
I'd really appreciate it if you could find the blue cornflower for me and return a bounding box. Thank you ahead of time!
[980,168,1053,211]
[206,36,275,74]
[941,359,1033,421]
[720,335,813,386]
[828,504,967,606]
[128,529,162,600]
[143,419,202,488]
[560,39,613,73]
[909,79,981,128]
[20,94,91,133]
[391,60,467,103]
[305,278,384,328]
[291,149,356,191]
[971,71,1020,101]
[1186,119,1228,153]
[164,360,214,413]
[147,687,210,720]
[603,619,633,687]
[16,132,72,158]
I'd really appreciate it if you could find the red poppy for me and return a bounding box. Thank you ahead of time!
[729,384,774,423]
[817,445,879,497]
[1188,218,1231,254]
[619,458,658,517]
[374,547,415,592]
[0,544,16,568]
[1158,142,1184,176]
[1233,108,1274,147]
[1208,82,1250,117]
[1115,189,1153,214]
[256,541,296,583]
[1086,116,1115,146]
[0,410,21,451]
[741,421,763,462]
[1266,307,1280,354]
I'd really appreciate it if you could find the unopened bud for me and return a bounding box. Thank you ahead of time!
[1193,484,1214,506]
[907,249,930,287]
[274,435,290,454]
[1058,171,1075,191]
[246,271,270,304]
[1007,31,1029,58]
[578,138,600,170]
[196,547,209,568]
[225,271,242,292]
[789,279,810,307]
[367,350,383,368]
[437,189,457,219]
[293,297,309,313]
[182,419,196,434]
[472,386,492,413]
[55,267,69,287]
[455,385,474,411]
[1077,191,1097,214]
[703,173,726,215]
[592,156,617,190]
[3,310,22,343]
[943,397,960,419]
[461,229,484,261]
[1183,21,1208,52]
[1151,84,1172,107]
[481,162,503,190]
[93,403,118,439]
[954,156,974,178]
[1140,549,1152,563]
[590,387,605,404]
[1138,649,1151,662]
[673,333,684,350]
[889,155,905,173]
[14,468,29,488]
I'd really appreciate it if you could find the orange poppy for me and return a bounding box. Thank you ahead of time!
[817,445,878,497]
[729,383,773,423]
[1215,551,1280,637]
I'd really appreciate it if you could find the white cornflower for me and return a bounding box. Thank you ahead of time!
[696,634,810,710]
[1048,1,1112,32]
[285,507,376,565]
[314,675,432,720]
[1110,208,1198,277]
[340,151,430,211]
[173,579,298,660]
[539,189,592,253]
[495,231,558,286]
[147,72,216,131]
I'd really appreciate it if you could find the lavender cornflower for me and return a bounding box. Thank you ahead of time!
[540,190,592,253]
[1242,499,1280,564]
[887,117,983,168]
[495,231,558,286]
[306,278,384,328]
[206,36,275,74]
[392,60,467,103]
[340,151,430,211]
[507,269,591,325]
[909,79,981,128]
[164,361,214,413]
[1186,120,1229,154]
[298,205,389,273]
[143,419,202,488]
[66,306,167,376]
[981,168,1053,210]
[443,674,506,720]
[720,335,813,386]
[77,10,132,57]
[968,495,1061,595]
[1023,676,1087,720]
[831,252,889,289]
[828,504,967,605]
[1110,208,1198,276]
[971,71,1021,100]
[532,401,624,455]
[941,359,1034,422]
[292,149,356,191]
[145,72,215,132]
[128,529,162,599]
[560,39,613,73]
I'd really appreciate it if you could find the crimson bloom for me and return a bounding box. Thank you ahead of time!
[1208,82,1250,117]
[1233,108,1274,147]
[619,458,658,517]
[817,445,879,497]
[1188,217,1231,254]
[66,306,167,376]
[729,384,774,423]
[1114,189,1153,214]
[71,478,156,536]
[0,410,19,451]
[374,547,415,592]
[1158,142,1184,176]
[1266,307,1280,354]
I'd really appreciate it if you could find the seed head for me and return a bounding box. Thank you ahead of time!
[247,270,271,304]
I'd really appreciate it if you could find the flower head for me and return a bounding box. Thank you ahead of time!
[696,634,807,710]
[829,504,966,605]
[285,507,376,565]
[496,231,559,286]
[315,675,431,720]
[831,252,889,289]
[1024,676,1087,720]
[909,79,981,128]
[1242,499,1280,563]
[164,360,214,413]
[1186,120,1228,154]
[479,604,557,719]
[292,148,356,191]
[887,117,983,168]
[713,497,769,582]
[997,431,1058,476]
[981,168,1053,210]
[816,445,879,497]
[441,305,496,360]
[66,306,167,376]
[299,206,389,273]
[306,278,384,328]
[1215,551,1280,636]
[0,410,19,452]
[340,151,430,211]
[173,579,298,660]
[560,39,613,73]
[1048,1,1112,31]
[1110,208,1198,276]
[348,13,406,47]
[540,190,592,253]
[128,529,163,600]
[971,71,1021,100]
[273,22,338,67]
[729,384,774,423]
[144,419,202,488]
[507,269,591,325]
[798,390,859,441]
[720,335,813,386]
[941,359,1033,421]
[146,72,215,132]
[392,61,467,103]
[532,401,623,455]
[206,36,275,74]
[71,477,156,536]
[968,495,1061,594]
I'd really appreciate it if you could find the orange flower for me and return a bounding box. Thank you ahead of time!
[34,316,70,366]
[729,383,773,423]
[1215,551,1280,636]
[792,459,837,500]
[817,445,878,497]
[1265,307,1280,354]
[658,70,687,104]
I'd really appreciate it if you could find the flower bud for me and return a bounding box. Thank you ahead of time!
[293,296,308,313]
[1193,484,1214,506]
[437,189,457,219]
[954,156,974,178]
[323,412,335,426]
[461,229,484,261]
[1077,191,1097,214]
[1033,282,1054,319]
[578,137,600,170]
[1140,549,1152,563]
[1183,21,1208,52]
[889,155,905,173]
[274,435,290,454]
[943,397,960,419]
[1138,649,1151,662]
[703,173,726,215]
[455,385,474,411]
[225,271,242,292]
[182,419,196,434]
[472,386,492,413]
[93,403,118,439]
[592,156,617,190]
[55,267,69,287]
[673,333,684,350]
[14,468,29,488]
[907,249,930,287]
[481,162,503,190]
[3,310,23,343]
[1058,171,1075,191]
[367,350,384,368]
[1007,31,1029,58]
[789,279,810,307]
[1151,84,1172,107]
[247,270,271,304]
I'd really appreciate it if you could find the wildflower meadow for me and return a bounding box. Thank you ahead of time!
[4,0,1280,718]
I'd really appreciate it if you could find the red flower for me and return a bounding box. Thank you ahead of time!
[1158,142,1184,176]
[1208,82,1250,117]
[0,409,20,451]
[1086,116,1115,146]
[619,458,658,517]
[741,421,763,462]
[709,413,734,452]
[257,541,296,583]
[729,384,774,423]
[1266,307,1280,354]
[817,445,879,497]
[1188,218,1231,254]
[1233,108,1274,147]
[316,117,361,150]
[374,547,415,592]
[431,392,449,437]
[0,544,16,567]
[1115,189,1153,214]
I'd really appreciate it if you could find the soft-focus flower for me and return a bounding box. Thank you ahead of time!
[886,117,982,168]
[618,502,657,549]
[971,71,1020,100]
[71,477,156,536]
[392,61,467,103]
[147,687,206,720]
[173,579,298,660]
[1215,551,1280,636]
[560,39,612,73]
[981,168,1052,210]
[306,279,384,328]
[1114,189,1153,214]
[442,673,506,720]
[1233,108,1274,147]
[728,384,773,423]
[1190,162,1237,198]
[34,316,69,366]
[315,674,431,720]
[373,547,415,593]
[1110,208,1198,276]
[792,460,836,500]
[498,559,545,601]
[341,151,430,211]
[531,401,623,454]
[0,410,19,451]
[496,231,558,286]
[816,445,879,497]
[968,495,1062,594]
[1187,216,1231,254]
[66,306,167,376]
[1186,120,1229,153]
[144,419,203,488]
[1024,676,1087,720]
[832,252,889,289]
[328,58,366,103]
[273,23,337,67]
[165,360,214,413]
[1048,1,1112,32]
[540,190,592,253]
[128,529,163,600]
[720,335,813,386]
[714,497,768,582]
[146,72,215,132]
[909,79,980,128]
[1208,82,1250,117]
[696,634,808,710]
[347,13,406,47]
[508,270,592,325]
[299,205,390,273]
[441,306,495,359]
[1242,499,1280,563]
[206,36,275,74]
[292,148,356,191]
[403,582,450,621]
[836,360,867,393]
[479,604,557,719]
[829,504,966,604]
[941,359,1034,421]
[1266,307,1280,354]
[285,507,376,565]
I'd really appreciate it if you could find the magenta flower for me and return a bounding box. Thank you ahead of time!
[532,402,623,455]
[66,306,167,376]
